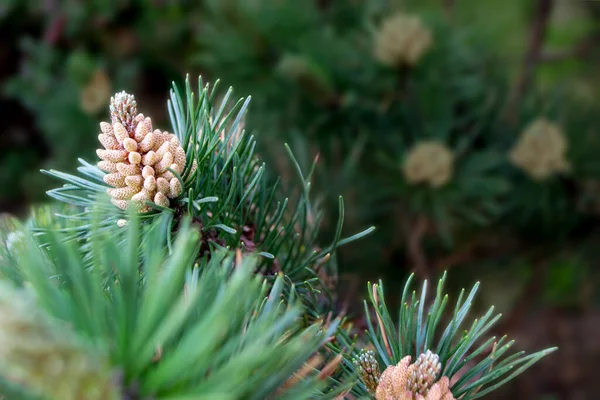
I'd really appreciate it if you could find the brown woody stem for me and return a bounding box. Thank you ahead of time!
[506,0,554,124]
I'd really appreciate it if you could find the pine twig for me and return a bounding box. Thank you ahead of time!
[505,0,554,124]
[407,215,429,278]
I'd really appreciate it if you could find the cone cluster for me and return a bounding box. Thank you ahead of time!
[509,118,570,181]
[407,350,442,396]
[374,13,433,67]
[352,349,381,395]
[97,91,186,212]
[402,141,454,188]
[375,352,454,400]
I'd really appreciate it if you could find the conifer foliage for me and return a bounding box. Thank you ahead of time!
[194,0,600,275]
[40,76,374,314]
[333,274,557,399]
[0,75,555,398]
[0,211,350,399]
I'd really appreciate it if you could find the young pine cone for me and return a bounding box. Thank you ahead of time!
[402,141,454,188]
[374,13,433,67]
[352,349,381,395]
[407,350,442,396]
[376,352,454,400]
[97,92,186,212]
[509,118,570,181]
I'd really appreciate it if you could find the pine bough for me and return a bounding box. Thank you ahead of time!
[0,76,554,399]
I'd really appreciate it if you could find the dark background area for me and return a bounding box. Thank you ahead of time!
[1,1,600,398]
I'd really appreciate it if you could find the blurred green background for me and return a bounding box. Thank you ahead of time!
[1,1,600,398]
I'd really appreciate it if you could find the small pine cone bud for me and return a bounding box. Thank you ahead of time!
[122,138,138,152]
[374,13,432,67]
[107,186,137,201]
[103,173,126,188]
[142,166,155,178]
[352,349,380,395]
[113,122,129,145]
[128,152,142,165]
[100,122,113,135]
[155,141,171,158]
[154,192,169,208]
[153,130,171,148]
[170,162,183,176]
[142,151,157,166]
[156,177,170,195]
[125,175,143,189]
[189,159,198,177]
[110,91,137,132]
[134,118,151,142]
[111,199,129,210]
[144,175,157,191]
[138,131,155,153]
[169,178,182,198]
[161,170,175,181]
[131,189,152,204]
[133,113,145,125]
[407,350,442,396]
[155,151,173,174]
[98,134,118,150]
[402,141,454,188]
[116,162,140,176]
[172,145,186,172]
[98,161,117,173]
[509,118,570,181]
[117,219,128,227]
[97,149,127,163]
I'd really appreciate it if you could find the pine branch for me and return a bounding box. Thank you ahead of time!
[38,76,374,316]
[331,273,557,399]
[505,0,554,124]
[0,209,353,399]
[406,214,430,278]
